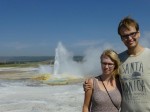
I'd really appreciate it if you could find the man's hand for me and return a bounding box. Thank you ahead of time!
[83,79,92,92]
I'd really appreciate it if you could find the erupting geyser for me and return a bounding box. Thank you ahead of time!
[53,42,83,77]
[38,41,100,84]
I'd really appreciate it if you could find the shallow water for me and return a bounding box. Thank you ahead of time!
[0,67,84,112]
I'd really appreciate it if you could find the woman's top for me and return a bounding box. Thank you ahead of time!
[90,77,122,112]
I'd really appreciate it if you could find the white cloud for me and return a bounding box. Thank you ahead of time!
[2,41,31,50]
[73,40,101,47]
[1,41,50,50]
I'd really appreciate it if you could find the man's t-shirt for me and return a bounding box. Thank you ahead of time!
[119,48,150,112]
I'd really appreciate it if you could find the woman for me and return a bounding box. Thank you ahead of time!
[82,49,122,112]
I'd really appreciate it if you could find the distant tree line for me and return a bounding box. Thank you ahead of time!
[0,56,83,65]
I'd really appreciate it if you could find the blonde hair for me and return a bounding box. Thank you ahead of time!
[100,49,120,77]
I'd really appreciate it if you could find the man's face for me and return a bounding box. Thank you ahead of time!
[120,26,140,49]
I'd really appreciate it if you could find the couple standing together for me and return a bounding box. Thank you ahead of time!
[82,16,150,112]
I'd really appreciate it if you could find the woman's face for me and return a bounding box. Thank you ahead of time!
[101,55,115,75]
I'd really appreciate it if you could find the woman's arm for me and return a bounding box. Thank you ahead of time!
[82,78,93,112]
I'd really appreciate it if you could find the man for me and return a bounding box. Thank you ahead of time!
[84,16,150,112]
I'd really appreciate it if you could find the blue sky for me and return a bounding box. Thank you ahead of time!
[0,0,150,56]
